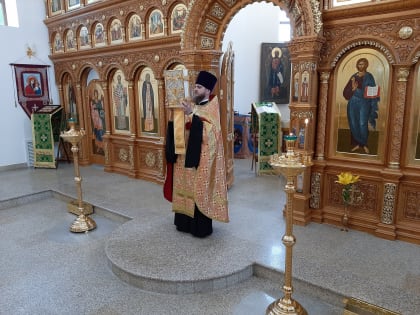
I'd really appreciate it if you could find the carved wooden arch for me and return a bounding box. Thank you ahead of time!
[91,20,108,46]
[56,69,76,85]
[327,39,396,69]
[124,12,143,40]
[106,16,122,35]
[74,63,104,82]
[412,52,420,65]
[127,61,153,81]
[75,24,89,49]
[181,0,323,51]
[50,31,62,53]
[62,28,71,50]
[160,57,187,74]
[144,7,166,38]
[409,47,420,65]
[100,64,130,83]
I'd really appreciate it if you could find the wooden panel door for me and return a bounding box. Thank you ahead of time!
[85,80,106,164]
[220,42,235,188]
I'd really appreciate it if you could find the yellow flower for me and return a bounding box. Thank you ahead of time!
[336,172,360,206]
[335,172,360,186]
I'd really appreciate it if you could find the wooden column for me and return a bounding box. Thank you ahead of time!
[315,71,330,161]
[375,66,410,240]
[288,36,325,225]
[157,78,166,139]
[387,66,410,169]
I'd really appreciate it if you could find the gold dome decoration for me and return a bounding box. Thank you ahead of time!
[398,26,413,40]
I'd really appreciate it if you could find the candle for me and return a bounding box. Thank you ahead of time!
[284,133,297,141]
[284,132,297,156]
[304,118,309,151]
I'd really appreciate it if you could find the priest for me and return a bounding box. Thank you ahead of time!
[164,70,229,238]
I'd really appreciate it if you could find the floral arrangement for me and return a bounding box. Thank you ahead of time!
[335,172,360,206]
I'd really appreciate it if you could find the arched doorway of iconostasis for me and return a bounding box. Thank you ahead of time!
[222,2,291,174]
[82,68,106,165]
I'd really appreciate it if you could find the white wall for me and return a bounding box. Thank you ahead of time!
[222,2,290,122]
[0,0,57,168]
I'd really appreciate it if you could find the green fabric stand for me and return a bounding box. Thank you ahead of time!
[251,102,282,175]
[31,105,63,168]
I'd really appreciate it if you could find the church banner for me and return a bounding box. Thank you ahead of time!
[11,63,50,118]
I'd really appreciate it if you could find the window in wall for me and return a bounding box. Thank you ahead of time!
[1,0,18,27]
[278,10,290,42]
[0,0,7,25]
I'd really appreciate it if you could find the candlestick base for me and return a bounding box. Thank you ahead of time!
[67,200,93,215]
[70,214,96,233]
[266,298,308,315]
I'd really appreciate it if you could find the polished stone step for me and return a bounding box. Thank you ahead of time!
[343,297,402,315]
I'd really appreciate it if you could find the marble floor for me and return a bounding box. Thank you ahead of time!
[0,158,419,315]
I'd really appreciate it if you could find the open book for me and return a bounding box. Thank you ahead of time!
[364,85,380,98]
[164,69,190,108]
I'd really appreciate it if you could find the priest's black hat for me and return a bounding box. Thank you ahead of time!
[195,71,217,91]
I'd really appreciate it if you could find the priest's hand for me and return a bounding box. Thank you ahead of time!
[181,99,193,115]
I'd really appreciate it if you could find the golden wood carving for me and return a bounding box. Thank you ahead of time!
[118,148,129,162]
[321,13,420,67]
[398,26,413,40]
[329,175,377,214]
[388,70,409,168]
[290,111,314,120]
[129,145,134,169]
[180,0,323,51]
[288,37,325,56]
[405,190,420,219]
[397,67,410,82]
[210,3,225,20]
[315,71,329,161]
[144,151,156,168]
[204,19,218,34]
[104,141,109,164]
[310,172,321,209]
[382,183,396,225]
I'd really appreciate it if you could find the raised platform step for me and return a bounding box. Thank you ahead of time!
[343,297,402,315]
[104,215,346,313]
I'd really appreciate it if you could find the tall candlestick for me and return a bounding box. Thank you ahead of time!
[60,120,96,233]
[304,118,309,151]
[267,139,309,315]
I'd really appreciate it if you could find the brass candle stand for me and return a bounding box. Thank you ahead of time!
[266,134,312,315]
[60,119,96,233]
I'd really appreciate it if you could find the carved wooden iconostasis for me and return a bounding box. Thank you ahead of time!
[44,0,420,244]
[315,1,420,244]
[45,0,190,184]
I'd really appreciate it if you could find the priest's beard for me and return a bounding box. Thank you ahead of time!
[193,92,205,104]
